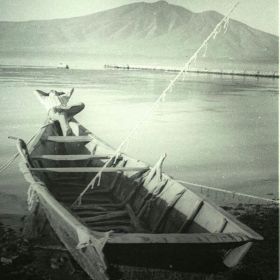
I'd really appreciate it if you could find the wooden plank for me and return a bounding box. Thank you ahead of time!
[60,197,112,204]
[74,210,118,217]
[179,200,204,233]
[85,219,131,227]
[81,210,129,223]
[88,189,110,194]
[54,182,84,187]
[51,177,83,182]
[109,172,121,191]
[126,204,146,232]
[73,206,112,213]
[71,203,124,211]
[216,218,228,233]
[152,189,186,233]
[46,136,92,143]
[32,154,116,161]
[108,232,251,244]
[31,167,149,173]
[55,190,83,197]
[56,189,110,196]
[89,225,132,232]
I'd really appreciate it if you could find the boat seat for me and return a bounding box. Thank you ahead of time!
[46,136,92,143]
[32,154,120,161]
[30,167,149,173]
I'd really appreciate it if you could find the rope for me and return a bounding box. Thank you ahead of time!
[223,17,230,33]
[213,25,222,39]
[27,184,39,211]
[177,180,279,205]
[72,2,240,207]
[203,43,208,57]
[0,122,52,175]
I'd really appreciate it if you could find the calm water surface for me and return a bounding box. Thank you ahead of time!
[0,67,278,214]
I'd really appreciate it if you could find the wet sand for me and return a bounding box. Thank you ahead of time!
[0,204,278,280]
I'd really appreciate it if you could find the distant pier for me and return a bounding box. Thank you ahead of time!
[104,64,279,79]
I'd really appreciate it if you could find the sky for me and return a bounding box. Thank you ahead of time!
[0,0,278,35]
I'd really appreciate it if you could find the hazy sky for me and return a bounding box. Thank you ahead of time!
[0,0,278,35]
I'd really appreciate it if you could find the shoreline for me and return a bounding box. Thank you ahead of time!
[104,64,279,79]
[0,61,279,76]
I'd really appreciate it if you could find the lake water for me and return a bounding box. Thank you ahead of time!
[0,66,278,215]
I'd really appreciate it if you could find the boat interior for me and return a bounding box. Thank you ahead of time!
[26,119,258,239]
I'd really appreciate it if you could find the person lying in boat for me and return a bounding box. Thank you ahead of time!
[35,88,85,136]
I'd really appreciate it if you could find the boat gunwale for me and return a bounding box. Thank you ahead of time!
[107,231,258,244]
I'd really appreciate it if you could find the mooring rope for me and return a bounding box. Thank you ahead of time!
[72,2,239,207]
[178,180,279,205]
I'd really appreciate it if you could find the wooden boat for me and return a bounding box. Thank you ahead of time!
[15,89,263,280]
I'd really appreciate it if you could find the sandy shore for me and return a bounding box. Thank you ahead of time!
[0,203,278,280]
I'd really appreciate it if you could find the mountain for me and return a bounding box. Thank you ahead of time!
[0,0,278,61]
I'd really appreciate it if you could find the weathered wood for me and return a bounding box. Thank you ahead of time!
[179,200,204,232]
[81,210,129,223]
[136,179,168,217]
[126,204,146,232]
[74,206,111,213]
[32,154,115,160]
[51,175,84,182]
[74,210,119,217]
[89,225,133,232]
[72,203,124,211]
[145,153,166,184]
[109,172,122,191]
[54,182,84,187]
[152,189,186,233]
[108,232,250,244]
[30,167,149,173]
[46,136,92,143]
[85,219,131,227]
[57,189,110,196]
[61,196,113,204]
[87,188,111,194]
[216,218,228,233]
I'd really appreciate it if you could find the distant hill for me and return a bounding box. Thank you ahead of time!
[0,0,278,61]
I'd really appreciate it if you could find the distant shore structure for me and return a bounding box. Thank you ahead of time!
[104,64,279,79]
[57,63,70,69]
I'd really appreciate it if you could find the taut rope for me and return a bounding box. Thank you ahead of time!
[178,180,279,205]
[72,2,240,207]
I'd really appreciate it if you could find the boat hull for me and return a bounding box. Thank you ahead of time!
[17,116,263,280]
[104,242,241,272]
